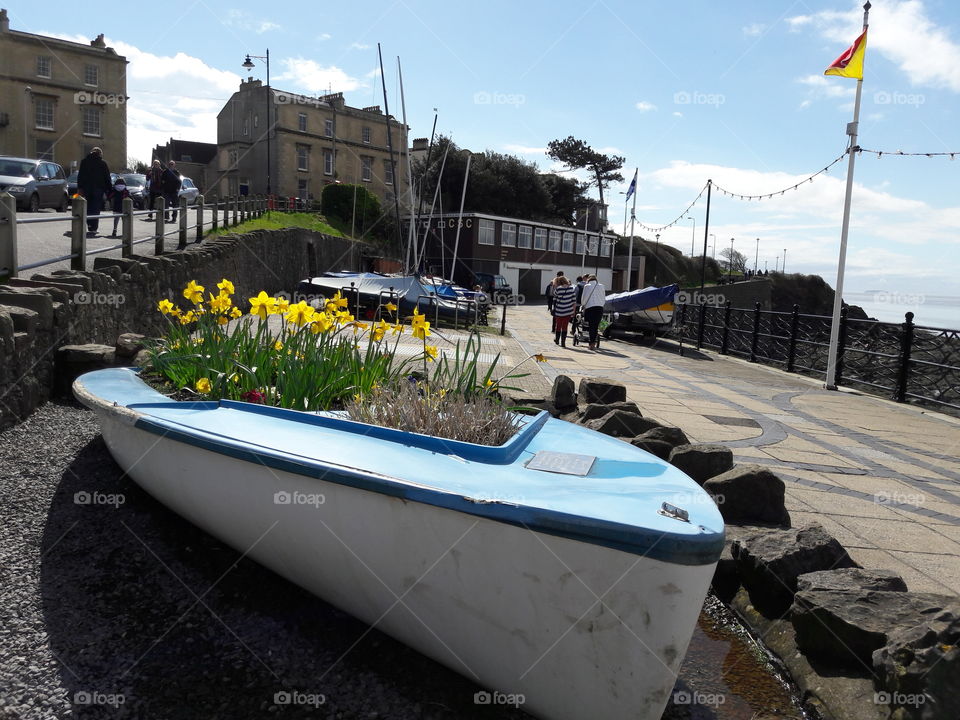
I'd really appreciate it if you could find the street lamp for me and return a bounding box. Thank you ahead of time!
[754,237,759,276]
[783,248,787,274]
[709,233,716,259]
[242,50,271,195]
[684,214,696,256]
[654,233,660,284]
[729,237,735,276]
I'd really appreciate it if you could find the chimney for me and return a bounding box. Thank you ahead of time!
[91,33,106,48]
[1,9,10,32]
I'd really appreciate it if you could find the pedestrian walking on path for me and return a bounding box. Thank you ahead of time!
[580,274,606,350]
[76,147,111,236]
[552,276,576,347]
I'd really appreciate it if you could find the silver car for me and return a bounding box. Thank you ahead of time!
[178,176,200,205]
[0,156,69,212]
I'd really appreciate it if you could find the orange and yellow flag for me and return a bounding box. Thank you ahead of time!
[824,30,867,80]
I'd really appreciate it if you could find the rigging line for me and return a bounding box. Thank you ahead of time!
[711,152,848,201]
[857,147,959,159]
[634,183,708,234]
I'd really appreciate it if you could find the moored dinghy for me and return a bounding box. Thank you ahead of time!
[74,367,724,720]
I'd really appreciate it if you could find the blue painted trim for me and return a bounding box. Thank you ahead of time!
[132,414,724,566]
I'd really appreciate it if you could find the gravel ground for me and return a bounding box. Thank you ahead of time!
[0,400,530,720]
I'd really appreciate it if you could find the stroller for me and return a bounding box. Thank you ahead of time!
[570,308,599,348]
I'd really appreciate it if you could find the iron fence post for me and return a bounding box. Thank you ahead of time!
[750,302,762,362]
[232,196,239,226]
[154,196,165,255]
[211,197,219,231]
[895,311,915,403]
[196,195,204,243]
[787,304,800,372]
[835,306,849,386]
[71,196,86,271]
[177,197,188,249]
[121,197,134,258]
[0,193,19,281]
[696,301,706,350]
[720,300,732,355]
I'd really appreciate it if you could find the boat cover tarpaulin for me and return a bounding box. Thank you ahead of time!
[605,284,679,314]
[302,273,430,304]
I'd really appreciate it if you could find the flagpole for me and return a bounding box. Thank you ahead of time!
[825,0,870,390]
[625,168,637,290]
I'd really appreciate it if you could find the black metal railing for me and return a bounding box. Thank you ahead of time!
[678,302,960,414]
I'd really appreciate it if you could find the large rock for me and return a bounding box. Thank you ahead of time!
[550,375,577,410]
[577,377,626,405]
[703,464,790,527]
[640,425,689,448]
[585,410,661,438]
[731,523,858,617]
[668,444,734,485]
[792,590,957,670]
[630,437,674,460]
[873,606,960,720]
[797,568,908,594]
[581,401,642,423]
[115,332,146,359]
[55,343,117,395]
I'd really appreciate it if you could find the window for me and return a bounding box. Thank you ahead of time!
[180,154,192,162]
[548,230,561,252]
[35,140,54,161]
[36,56,51,78]
[84,64,98,86]
[242,117,249,136]
[298,179,308,199]
[501,223,516,247]
[324,149,333,176]
[35,99,54,130]
[362,126,371,144]
[478,218,495,245]
[228,149,238,167]
[324,118,334,137]
[534,228,547,250]
[298,113,307,132]
[576,234,586,254]
[296,144,309,171]
[517,226,532,248]
[600,237,611,257]
[361,156,372,181]
[562,232,574,254]
[384,159,393,185]
[82,107,101,136]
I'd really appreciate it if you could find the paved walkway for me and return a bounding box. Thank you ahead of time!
[500,302,960,597]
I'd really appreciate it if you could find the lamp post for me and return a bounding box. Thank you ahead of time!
[654,233,660,284]
[242,50,271,196]
[709,233,716,259]
[685,214,696,256]
[775,254,779,273]
[729,237,735,276]
[783,248,787,274]
[754,237,759,275]
[23,86,32,157]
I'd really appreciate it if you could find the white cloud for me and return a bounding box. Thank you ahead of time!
[673,111,683,117]
[350,42,371,50]
[225,9,280,34]
[794,1,960,92]
[635,101,657,112]
[318,33,332,41]
[274,58,366,94]
[743,23,766,37]
[503,144,546,155]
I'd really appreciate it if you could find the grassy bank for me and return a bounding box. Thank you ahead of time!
[205,211,346,239]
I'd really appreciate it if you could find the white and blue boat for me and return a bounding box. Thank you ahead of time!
[604,284,679,336]
[74,367,724,720]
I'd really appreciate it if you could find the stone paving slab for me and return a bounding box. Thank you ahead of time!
[503,302,960,597]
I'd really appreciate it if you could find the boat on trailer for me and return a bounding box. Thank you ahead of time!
[75,367,724,720]
[604,284,679,337]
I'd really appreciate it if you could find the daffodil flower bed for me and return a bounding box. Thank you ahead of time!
[145,280,543,444]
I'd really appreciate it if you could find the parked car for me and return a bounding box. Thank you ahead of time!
[110,172,147,209]
[66,170,79,199]
[178,177,200,205]
[0,156,68,212]
[472,272,513,302]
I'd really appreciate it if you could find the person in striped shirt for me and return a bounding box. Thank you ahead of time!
[552,276,577,347]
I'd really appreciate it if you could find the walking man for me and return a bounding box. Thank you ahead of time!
[76,147,111,237]
[146,159,163,220]
[161,160,181,222]
[580,274,607,351]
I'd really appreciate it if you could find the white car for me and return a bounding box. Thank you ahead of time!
[178,176,200,205]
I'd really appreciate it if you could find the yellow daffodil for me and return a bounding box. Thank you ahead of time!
[333,291,348,309]
[217,279,235,295]
[230,306,242,319]
[274,297,290,314]
[183,280,204,304]
[217,315,229,326]
[486,378,495,387]
[249,291,277,320]
[157,298,175,315]
[372,319,389,342]
[335,310,355,325]
[311,314,333,334]
[179,310,196,325]
[391,323,404,335]
[285,301,315,326]
[412,321,431,340]
[424,345,438,362]
[195,377,211,393]
[274,340,284,352]
[384,302,397,313]
[229,373,240,384]
[208,291,232,314]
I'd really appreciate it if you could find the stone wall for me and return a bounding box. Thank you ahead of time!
[0,229,364,430]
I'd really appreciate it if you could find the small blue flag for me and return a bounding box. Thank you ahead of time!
[625,169,637,201]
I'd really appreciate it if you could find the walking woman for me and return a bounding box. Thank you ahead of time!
[552,276,576,347]
[580,275,607,350]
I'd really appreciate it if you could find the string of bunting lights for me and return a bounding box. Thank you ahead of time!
[857,147,959,159]
[634,183,708,234]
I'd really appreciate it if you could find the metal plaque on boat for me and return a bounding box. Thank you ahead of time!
[525,451,596,476]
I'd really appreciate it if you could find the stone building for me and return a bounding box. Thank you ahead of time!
[214,78,409,205]
[151,138,217,193]
[0,8,127,171]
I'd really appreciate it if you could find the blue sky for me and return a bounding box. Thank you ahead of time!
[12,0,960,296]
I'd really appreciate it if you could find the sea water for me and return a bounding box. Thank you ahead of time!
[845,292,960,329]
